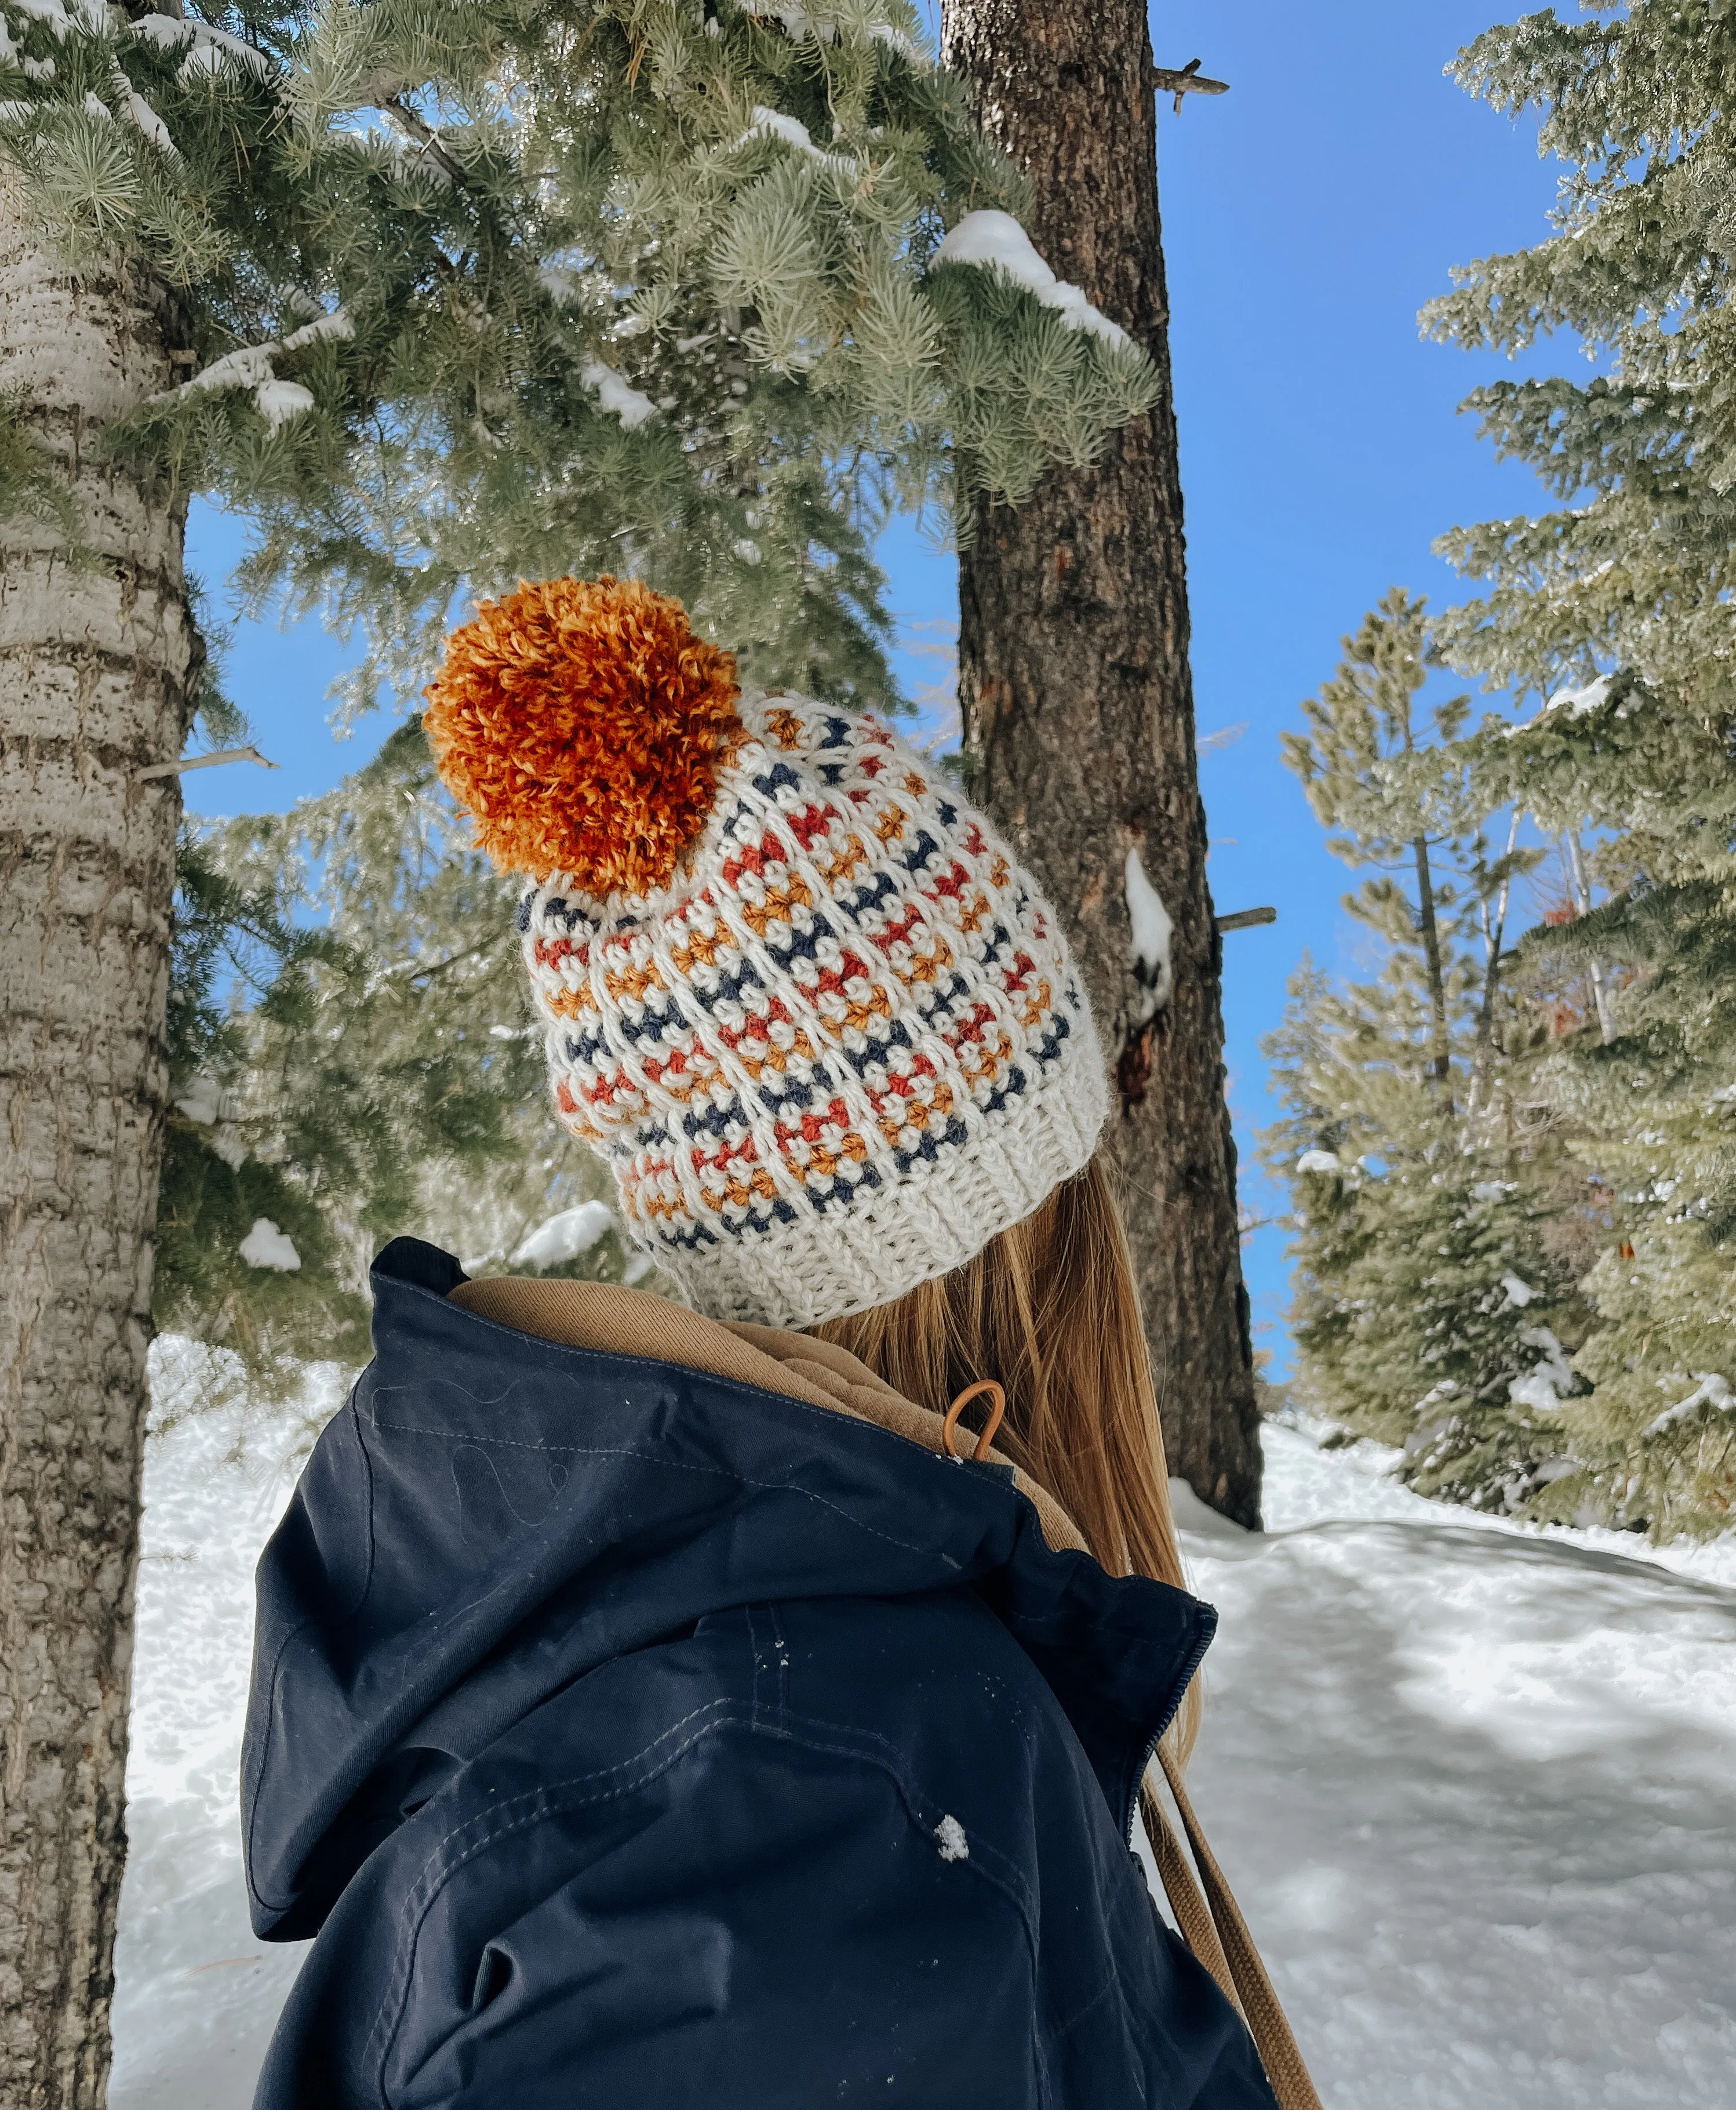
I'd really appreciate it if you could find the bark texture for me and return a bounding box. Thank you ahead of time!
[0,187,191,2108]
[940,0,1262,1522]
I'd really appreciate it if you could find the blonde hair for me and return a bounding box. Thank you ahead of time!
[811,1152,1200,1763]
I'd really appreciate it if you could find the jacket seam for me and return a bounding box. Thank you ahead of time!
[365,1415,942,1562]
[762,1706,1039,1930]
[365,1698,743,2107]
[363,1700,1045,2109]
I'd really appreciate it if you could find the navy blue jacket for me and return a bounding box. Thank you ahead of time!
[242,1238,1277,2109]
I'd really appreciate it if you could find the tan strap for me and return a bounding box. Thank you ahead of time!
[1140,1754,1323,2110]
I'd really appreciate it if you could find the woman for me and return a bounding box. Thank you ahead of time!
[242,579,1305,2108]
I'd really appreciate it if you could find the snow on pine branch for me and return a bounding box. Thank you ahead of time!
[9,0,104,41]
[152,308,352,431]
[580,359,656,428]
[933,210,1132,350]
[1646,1372,1735,1439]
[740,106,859,177]
[131,13,271,81]
[238,1218,300,1272]
[727,1,928,60]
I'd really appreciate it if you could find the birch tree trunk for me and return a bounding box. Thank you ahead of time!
[940,0,1262,1520]
[0,187,192,2108]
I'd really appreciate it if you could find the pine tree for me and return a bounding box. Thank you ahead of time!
[161,716,645,1399]
[0,3,1166,2091]
[1265,596,1592,1512]
[1421,2,1736,1535]
[937,0,1262,1524]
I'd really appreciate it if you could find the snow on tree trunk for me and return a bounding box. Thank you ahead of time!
[940,0,1261,1523]
[0,184,192,2108]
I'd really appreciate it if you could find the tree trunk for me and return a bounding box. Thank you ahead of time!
[1411,834,1454,1105]
[940,0,1261,1523]
[0,187,192,2108]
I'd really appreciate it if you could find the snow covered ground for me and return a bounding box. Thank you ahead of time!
[110,1396,1736,2109]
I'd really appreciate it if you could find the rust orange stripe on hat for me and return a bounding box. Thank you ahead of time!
[424,576,745,896]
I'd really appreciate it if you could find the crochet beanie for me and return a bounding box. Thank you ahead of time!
[425,576,1109,1330]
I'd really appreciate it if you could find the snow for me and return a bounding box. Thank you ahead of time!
[1170,1422,1736,2109]
[932,209,1132,349]
[187,345,277,394]
[1646,1373,1735,1439]
[280,308,352,351]
[253,379,314,431]
[732,536,762,563]
[1124,845,1173,1017]
[1500,1270,1535,1308]
[110,1384,334,2110]
[119,86,176,152]
[132,12,270,76]
[110,1394,1736,2108]
[1505,675,1616,739]
[580,359,656,428]
[13,0,72,38]
[509,1198,615,1269]
[237,1218,300,1272]
[934,1815,969,1862]
[740,104,858,176]
[174,1076,238,1126]
[1296,1148,1342,1176]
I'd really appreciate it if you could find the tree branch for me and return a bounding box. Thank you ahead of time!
[136,746,278,781]
[1151,59,1230,114]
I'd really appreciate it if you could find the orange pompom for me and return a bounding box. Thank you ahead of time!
[424,576,745,894]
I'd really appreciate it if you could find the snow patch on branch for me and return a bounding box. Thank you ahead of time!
[254,378,315,430]
[1508,1327,1578,1416]
[122,86,176,154]
[156,308,347,427]
[510,1200,616,1270]
[581,359,656,428]
[12,0,74,41]
[1646,1372,1734,1439]
[1499,1271,1536,1309]
[740,105,858,176]
[239,1218,301,1272]
[933,209,1132,349]
[133,12,271,79]
[1124,846,1173,1019]
[1297,1148,1342,1176]
[281,309,354,351]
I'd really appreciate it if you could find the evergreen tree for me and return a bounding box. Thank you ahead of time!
[1,3,1167,2092]
[161,718,645,1401]
[1421,1,1736,1536]
[1265,596,1591,1513]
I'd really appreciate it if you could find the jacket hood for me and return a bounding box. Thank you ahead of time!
[242,1236,1215,1942]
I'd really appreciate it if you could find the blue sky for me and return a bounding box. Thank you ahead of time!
[183,0,1574,1367]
